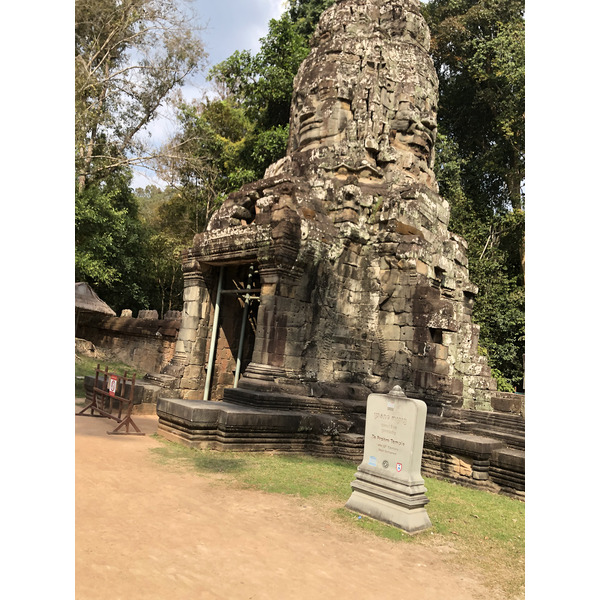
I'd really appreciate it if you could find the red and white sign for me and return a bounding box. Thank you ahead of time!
[108,375,118,397]
[396,463,403,472]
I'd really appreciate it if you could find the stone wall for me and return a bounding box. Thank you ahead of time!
[76,311,181,373]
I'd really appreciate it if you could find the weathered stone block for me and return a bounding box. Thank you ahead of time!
[138,310,158,319]
[491,392,524,415]
[399,327,416,342]
[433,344,448,360]
[379,324,401,342]
[183,285,201,303]
[177,327,197,343]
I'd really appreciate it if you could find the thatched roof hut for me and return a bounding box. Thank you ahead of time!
[75,282,116,317]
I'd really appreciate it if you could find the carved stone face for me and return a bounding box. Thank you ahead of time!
[289,69,354,153]
[285,0,438,182]
[390,103,437,160]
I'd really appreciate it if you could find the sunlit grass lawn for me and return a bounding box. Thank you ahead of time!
[150,438,525,598]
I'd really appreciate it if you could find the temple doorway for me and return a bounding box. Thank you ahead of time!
[203,263,260,400]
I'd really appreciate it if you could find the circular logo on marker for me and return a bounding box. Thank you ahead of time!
[396,463,403,472]
[382,460,389,469]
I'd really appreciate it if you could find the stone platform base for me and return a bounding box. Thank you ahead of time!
[421,408,525,499]
[146,381,525,500]
[156,397,364,462]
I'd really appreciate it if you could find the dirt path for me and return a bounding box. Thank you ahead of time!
[75,408,500,600]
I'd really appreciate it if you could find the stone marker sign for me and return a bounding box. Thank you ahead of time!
[346,385,431,533]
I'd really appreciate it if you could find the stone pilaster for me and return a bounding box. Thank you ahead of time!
[162,272,206,381]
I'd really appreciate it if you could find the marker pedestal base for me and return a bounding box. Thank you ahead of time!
[346,468,432,534]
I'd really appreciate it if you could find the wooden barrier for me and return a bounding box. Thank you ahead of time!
[77,364,145,435]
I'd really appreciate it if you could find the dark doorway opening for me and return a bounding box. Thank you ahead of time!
[205,264,260,399]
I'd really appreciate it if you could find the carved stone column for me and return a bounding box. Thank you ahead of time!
[242,266,303,383]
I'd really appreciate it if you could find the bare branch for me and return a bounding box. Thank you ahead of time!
[76,0,206,187]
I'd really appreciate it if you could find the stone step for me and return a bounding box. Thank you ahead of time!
[449,407,524,429]
[470,427,525,450]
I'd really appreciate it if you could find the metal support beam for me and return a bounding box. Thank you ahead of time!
[203,266,224,401]
[234,266,255,388]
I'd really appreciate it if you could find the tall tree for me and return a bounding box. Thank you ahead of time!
[423,0,525,389]
[75,0,205,314]
[204,10,318,177]
[287,0,336,37]
[423,0,525,215]
[435,132,524,389]
[208,14,309,131]
[75,0,205,190]
[157,98,257,235]
[75,168,153,312]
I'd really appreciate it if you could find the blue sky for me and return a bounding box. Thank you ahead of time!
[195,0,286,66]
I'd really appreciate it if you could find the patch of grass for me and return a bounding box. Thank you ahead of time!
[150,438,356,497]
[149,439,525,598]
[334,507,415,541]
[75,354,142,398]
[237,453,357,499]
[150,438,248,474]
[423,477,524,598]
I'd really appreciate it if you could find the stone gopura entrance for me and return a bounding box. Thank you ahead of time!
[198,264,260,401]
[157,0,501,461]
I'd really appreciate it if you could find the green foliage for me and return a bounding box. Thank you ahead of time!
[166,2,332,206]
[158,99,258,232]
[205,9,315,176]
[288,0,337,37]
[75,0,205,187]
[209,14,309,130]
[144,231,185,315]
[136,95,270,313]
[75,0,205,314]
[75,186,129,286]
[436,131,524,389]
[491,368,516,393]
[75,170,153,312]
[134,185,191,314]
[76,175,187,316]
[250,124,290,175]
[423,0,525,212]
[425,1,526,389]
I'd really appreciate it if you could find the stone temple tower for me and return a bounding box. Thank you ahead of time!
[159,0,497,446]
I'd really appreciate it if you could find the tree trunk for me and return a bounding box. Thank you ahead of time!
[507,156,525,278]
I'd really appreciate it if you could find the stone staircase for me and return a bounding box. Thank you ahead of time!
[422,407,525,499]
